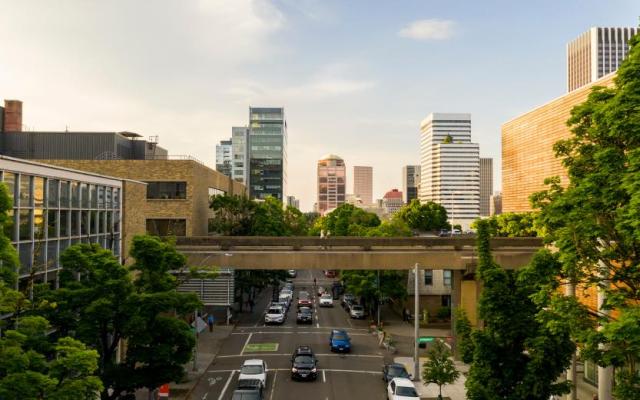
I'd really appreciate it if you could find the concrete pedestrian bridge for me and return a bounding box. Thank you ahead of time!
[176,236,543,270]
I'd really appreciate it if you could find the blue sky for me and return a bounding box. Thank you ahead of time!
[1,0,638,211]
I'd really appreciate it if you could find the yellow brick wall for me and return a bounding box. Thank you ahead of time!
[121,180,147,263]
[460,280,478,327]
[501,74,616,212]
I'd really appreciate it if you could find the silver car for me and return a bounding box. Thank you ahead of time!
[349,304,365,319]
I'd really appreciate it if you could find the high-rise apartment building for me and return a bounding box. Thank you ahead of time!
[215,139,232,178]
[248,107,287,200]
[231,127,249,184]
[419,113,479,229]
[317,154,346,214]
[567,27,638,92]
[402,165,421,204]
[353,166,372,206]
[0,100,22,132]
[479,158,493,216]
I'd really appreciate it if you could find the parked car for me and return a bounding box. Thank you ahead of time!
[287,269,297,278]
[349,304,365,319]
[238,360,267,389]
[317,286,326,296]
[319,293,333,307]
[290,345,318,381]
[341,293,355,309]
[232,379,263,400]
[297,291,312,308]
[382,363,411,383]
[329,329,351,353]
[264,306,285,325]
[387,377,419,400]
[296,307,313,324]
[279,292,292,307]
[343,299,355,312]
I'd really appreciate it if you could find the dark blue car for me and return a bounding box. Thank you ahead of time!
[329,329,351,353]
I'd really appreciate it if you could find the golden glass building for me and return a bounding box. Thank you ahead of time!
[317,154,346,215]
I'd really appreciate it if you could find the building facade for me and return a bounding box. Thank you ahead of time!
[215,139,232,178]
[567,27,638,92]
[40,159,246,237]
[248,107,287,201]
[0,100,22,132]
[317,154,346,215]
[402,165,421,204]
[419,113,480,230]
[382,189,404,215]
[231,127,249,184]
[353,166,373,206]
[286,195,300,209]
[490,192,502,216]
[0,156,147,289]
[502,73,615,212]
[479,158,493,216]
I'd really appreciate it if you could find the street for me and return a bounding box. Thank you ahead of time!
[191,270,392,400]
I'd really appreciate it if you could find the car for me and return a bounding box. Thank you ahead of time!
[292,345,315,358]
[238,360,267,389]
[319,293,333,307]
[324,270,336,278]
[288,269,297,278]
[278,293,291,307]
[231,379,263,400]
[264,306,285,325]
[317,286,325,296]
[296,307,313,324]
[341,293,355,309]
[387,377,420,400]
[343,299,355,312]
[290,352,318,381]
[451,228,462,235]
[350,304,365,319]
[382,363,411,383]
[297,291,312,308]
[299,290,310,299]
[329,329,351,352]
[438,229,450,237]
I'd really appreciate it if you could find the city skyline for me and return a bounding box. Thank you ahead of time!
[1,1,638,211]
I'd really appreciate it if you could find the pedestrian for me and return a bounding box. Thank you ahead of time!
[207,314,215,332]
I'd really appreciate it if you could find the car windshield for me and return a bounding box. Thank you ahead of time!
[321,294,332,298]
[267,308,282,314]
[294,356,314,364]
[299,309,311,315]
[332,334,347,341]
[352,305,363,311]
[389,366,409,377]
[241,365,264,375]
[395,386,418,397]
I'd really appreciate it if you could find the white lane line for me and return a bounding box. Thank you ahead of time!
[269,370,277,400]
[217,370,235,400]
[240,332,252,356]
[322,369,326,383]
[216,353,384,359]
[316,322,320,328]
[321,369,383,375]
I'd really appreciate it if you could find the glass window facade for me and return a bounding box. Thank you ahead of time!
[248,107,287,200]
[146,181,187,199]
[1,164,123,281]
[146,219,187,236]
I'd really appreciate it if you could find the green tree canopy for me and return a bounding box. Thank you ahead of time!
[471,212,540,237]
[394,199,449,232]
[0,183,19,287]
[321,204,381,236]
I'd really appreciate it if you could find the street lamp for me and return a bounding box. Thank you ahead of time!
[413,263,419,381]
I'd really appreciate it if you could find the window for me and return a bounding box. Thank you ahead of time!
[113,188,120,209]
[4,209,15,241]
[81,183,90,208]
[90,185,98,208]
[442,295,451,307]
[19,175,32,207]
[60,181,70,208]
[71,211,79,236]
[48,179,59,208]
[584,360,598,384]
[146,182,187,199]
[47,210,58,238]
[146,219,186,236]
[3,172,16,204]
[19,210,31,241]
[34,177,44,207]
[424,270,433,286]
[443,270,452,287]
[71,182,80,208]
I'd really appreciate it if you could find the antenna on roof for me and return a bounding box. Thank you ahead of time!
[65,125,69,132]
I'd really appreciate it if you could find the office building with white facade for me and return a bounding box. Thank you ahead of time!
[567,26,639,92]
[480,158,493,216]
[419,113,479,230]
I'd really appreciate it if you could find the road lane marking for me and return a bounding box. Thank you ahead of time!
[316,322,320,328]
[240,333,253,355]
[217,370,235,400]
[322,370,326,383]
[269,370,277,400]
[215,353,384,359]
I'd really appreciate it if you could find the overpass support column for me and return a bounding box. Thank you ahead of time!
[451,269,463,359]
[413,263,420,381]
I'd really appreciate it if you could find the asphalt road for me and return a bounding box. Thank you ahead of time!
[192,269,392,400]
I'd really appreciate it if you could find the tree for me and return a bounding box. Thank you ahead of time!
[0,183,19,288]
[530,33,640,398]
[471,212,540,237]
[464,220,574,400]
[250,196,288,236]
[395,199,449,232]
[322,204,381,236]
[453,307,474,364]
[422,339,460,400]
[209,194,256,235]
[365,218,412,237]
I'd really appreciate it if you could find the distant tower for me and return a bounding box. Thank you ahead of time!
[317,154,346,214]
[215,139,233,177]
[479,158,493,216]
[248,107,287,200]
[3,100,23,132]
[353,166,373,206]
[402,165,421,203]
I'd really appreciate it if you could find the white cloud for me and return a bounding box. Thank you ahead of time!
[398,19,456,41]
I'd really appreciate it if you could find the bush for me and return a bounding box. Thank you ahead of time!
[436,306,451,320]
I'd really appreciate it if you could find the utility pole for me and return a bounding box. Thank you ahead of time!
[192,309,198,371]
[414,263,420,381]
[377,269,381,326]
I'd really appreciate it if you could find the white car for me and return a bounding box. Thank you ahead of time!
[264,306,285,324]
[319,293,333,307]
[350,304,365,319]
[387,377,419,400]
[239,359,267,388]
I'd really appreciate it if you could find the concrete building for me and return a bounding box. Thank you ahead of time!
[382,189,404,215]
[248,107,287,201]
[286,195,300,209]
[402,165,421,204]
[40,159,246,238]
[567,27,638,92]
[353,166,373,206]
[0,100,22,132]
[502,73,615,212]
[0,155,147,289]
[407,268,452,319]
[231,127,249,184]
[215,139,232,178]
[479,158,493,216]
[317,154,346,215]
[489,192,502,216]
[419,113,480,230]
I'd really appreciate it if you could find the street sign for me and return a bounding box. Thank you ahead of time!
[418,337,434,343]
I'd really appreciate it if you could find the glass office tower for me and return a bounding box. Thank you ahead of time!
[248,107,287,200]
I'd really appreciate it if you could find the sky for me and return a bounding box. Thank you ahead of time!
[1,0,638,211]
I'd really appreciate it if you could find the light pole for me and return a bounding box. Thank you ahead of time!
[414,263,420,381]
[377,269,381,327]
[192,308,198,371]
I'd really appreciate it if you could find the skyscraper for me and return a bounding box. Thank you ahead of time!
[402,165,421,204]
[479,158,493,216]
[215,139,232,177]
[567,27,638,92]
[317,154,346,214]
[353,166,373,206]
[419,113,479,229]
[248,107,287,200]
[231,127,249,184]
